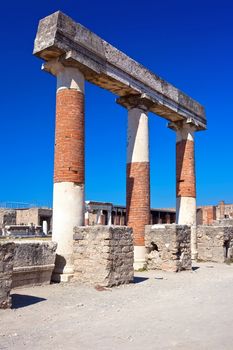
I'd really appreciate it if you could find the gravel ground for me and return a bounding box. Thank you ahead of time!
[1,262,233,350]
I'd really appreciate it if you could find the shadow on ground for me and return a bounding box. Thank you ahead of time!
[133,277,149,284]
[192,266,200,271]
[11,294,46,309]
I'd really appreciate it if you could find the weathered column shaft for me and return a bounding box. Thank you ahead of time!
[85,211,89,226]
[171,122,197,260]
[127,107,150,269]
[107,210,112,225]
[45,61,85,282]
[176,126,196,225]
[97,210,105,225]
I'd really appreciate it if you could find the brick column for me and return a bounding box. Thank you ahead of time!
[219,200,225,220]
[169,121,197,259]
[117,95,151,269]
[127,107,150,269]
[43,59,85,282]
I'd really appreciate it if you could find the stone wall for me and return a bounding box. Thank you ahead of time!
[145,224,192,272]
[0,242,14,309]
[73,226,134,287]
[12,240,57,288]
[215,219,233,226]
[216,202,233,220]
[0,209,16,233]
[16,208,39,226]
[197,206,216,225]
[197,225,233,263]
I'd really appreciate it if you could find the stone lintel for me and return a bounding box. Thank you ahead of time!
[33,11,206,128]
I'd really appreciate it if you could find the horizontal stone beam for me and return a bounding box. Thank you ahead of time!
[33,11,206,129]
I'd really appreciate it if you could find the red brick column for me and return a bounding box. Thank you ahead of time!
[169,120,198,259]
[126,106,150,269]
[54,89,84,184]
[176,139,196,200]
[175,125,196,225]
[126,162,150,245]
[43,60,85,282]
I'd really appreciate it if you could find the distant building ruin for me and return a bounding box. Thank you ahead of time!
[0,206,52,236]
[1,200,231,236]
[197,201,233,225]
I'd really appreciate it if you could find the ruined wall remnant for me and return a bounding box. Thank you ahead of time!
[197,206,216,225]
[0,209,17,234]
[0,241,15,309]
[16,208,39,226]
[197,226,233,263]
[145,224,192,272]
[73,226,134,287]
[12,240,57,288]
[16,208,52,230]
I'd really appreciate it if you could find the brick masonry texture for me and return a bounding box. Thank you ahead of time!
[0,242,14,309]
[145,225,192,272]
[197,226,233,263]
[126,162,150,246]
[197,206,216,225]
[54,89,84,184]
[73,226,134,287]
[176,140,196,198]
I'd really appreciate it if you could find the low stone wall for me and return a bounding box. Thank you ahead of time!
[12,240,57,288]
[145,224,192,272]
[215,219,233,226]
[0,242,14,309]
[197,225,233,263]
[73,226,134,287]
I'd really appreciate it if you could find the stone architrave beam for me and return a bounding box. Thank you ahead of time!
[33,11,206,129]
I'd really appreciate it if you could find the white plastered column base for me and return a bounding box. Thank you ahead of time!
[133,246,146,270]
[52,182,84,282]
[176,196,197,260]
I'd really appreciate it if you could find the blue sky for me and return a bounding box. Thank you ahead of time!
[0,0,232,208]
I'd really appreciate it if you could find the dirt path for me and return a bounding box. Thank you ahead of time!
[1,262,233,350]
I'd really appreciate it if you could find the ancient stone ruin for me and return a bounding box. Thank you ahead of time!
[0,239,57,308]
[5,12,233,311]
[0,242,14,309]
[32,11,206,282]
[197,226,233,263]
[73,226,134,287]
[145,225,192,272]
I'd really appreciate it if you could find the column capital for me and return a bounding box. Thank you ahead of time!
[168,119,201,142]
[42,58,85,92]
[116,93,154,111]
[42,58,65,76]
[167,118,201,133]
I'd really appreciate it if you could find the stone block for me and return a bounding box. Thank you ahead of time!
[0,242,15,309]
[73,226,134,287]
[197,226,233,263]
[12,240,57,288]
[145,224,192,272]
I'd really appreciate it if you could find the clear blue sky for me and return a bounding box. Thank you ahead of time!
[0,0,232,208]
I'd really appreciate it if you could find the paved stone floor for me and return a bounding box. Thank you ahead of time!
[1,262,233,350]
